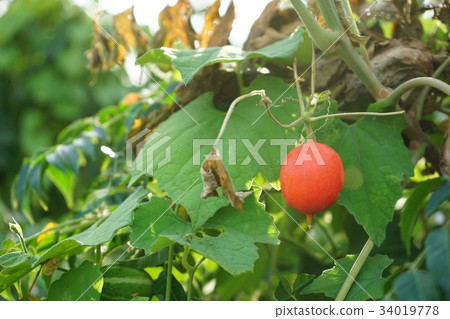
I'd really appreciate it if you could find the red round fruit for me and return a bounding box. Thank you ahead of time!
[280,141,344,215]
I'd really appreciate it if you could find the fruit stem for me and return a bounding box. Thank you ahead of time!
[335,237,374,301]
[306,214,313,229]
[165,243,174,301]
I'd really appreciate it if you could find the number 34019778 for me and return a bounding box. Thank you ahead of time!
[379,305,439,316]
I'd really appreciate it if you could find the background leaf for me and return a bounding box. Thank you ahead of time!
[399,178,444,254]
[425,226,450,299]
[301,255,393,300]
[137,27,304,84]
[393,271,442,301]
[34,188,148,265]
[425,180,450,217]
[47,261,103,301]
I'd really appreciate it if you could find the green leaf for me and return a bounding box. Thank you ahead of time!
[137,27,304,84]
[313,111,414,246]
[425,226,450,299]
[393,271,442,301]
[73,136,95,160]
[46,164,76,209]
[13,160,33,223]
[130,194,278,275]
[275,273,315,301]
[425,180,450,217]
[301,255,393,300]
[56,144,79,175]
[34,188,148,265]
[0,252,36,292]
[152,271,186,301]
[101,266,153,301]
[132,76,300,229]
[48,261,103,301]
[399,178,444,254]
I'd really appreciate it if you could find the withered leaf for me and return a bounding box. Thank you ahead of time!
[86,7,148,84]
[200,148,251,211]
[113,6,149,56]
[199,0,235,48]
[152,0,196,49]
[243,0,299,51]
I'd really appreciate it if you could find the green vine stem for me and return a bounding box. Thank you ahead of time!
[416,56,450,121]
[310,110,405,122]
[335,238,374,301]
[290,0,339,51]
[290,0,386,100]
[165,244,174,301]
[213,90,267,148]
[187,256,206,301]
[182,246,206,301]
[374,77,450,111]
[235,62,245,95]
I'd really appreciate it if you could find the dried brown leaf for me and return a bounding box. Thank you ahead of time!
[152,0,196,49]
[199,0,235,48]
[113,6,148,56]
[200,148,249,211]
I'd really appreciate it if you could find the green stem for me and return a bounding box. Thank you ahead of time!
[310,110,405,122]
[316,0,344,31]
[335,238,374,301]
[377,77,450,110]
[235,62,245,95]
[187,256,206,301]
[290,0,340,51]
[290,0,385,100]
[18,235,28,254]
[416,56,450,121]
[95,245,102,267]
[22,217,99,244]
[165,244,174,301]
[214,90,266,148]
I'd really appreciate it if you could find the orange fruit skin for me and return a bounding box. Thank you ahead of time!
[280,141,344,215]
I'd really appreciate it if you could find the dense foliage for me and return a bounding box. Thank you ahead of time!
[1,0,449,301]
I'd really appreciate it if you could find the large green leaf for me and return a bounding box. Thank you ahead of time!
[47,261,103,301]
[0,252,36,292]
[301,255,393,300]
[393,271,442,301]
[132,76,300,229]
[130,194,278,275]
[313,111,414,246]
[425,226,450,299]
[137,27,304,84]
[399,178,445,254]
[34,188,148,265]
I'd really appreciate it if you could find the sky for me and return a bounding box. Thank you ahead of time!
[74,0,274,47]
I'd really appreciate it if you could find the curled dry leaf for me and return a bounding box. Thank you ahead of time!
[200,148,251,211]
[152,0,196,49]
